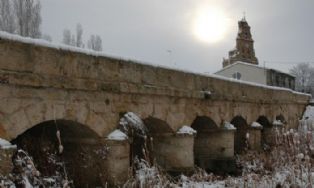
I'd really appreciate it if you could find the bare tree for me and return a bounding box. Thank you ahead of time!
[62,23,85,47]
[76,23,84,48]
[0,0,16,33]
[62,29,72,45]
[290,63,314,94]
[13,0,42,38]
[87,35,102,51]
[70,34,76,46]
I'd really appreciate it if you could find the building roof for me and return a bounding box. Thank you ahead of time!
[215,61,295,78]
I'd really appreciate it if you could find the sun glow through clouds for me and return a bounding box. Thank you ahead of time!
[193,6,230,44]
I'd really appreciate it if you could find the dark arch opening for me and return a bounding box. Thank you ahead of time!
[143,116,174,167]
[144,116,178,170]
[191,116,219,171]
[144,117,174,135]
[257,116,271,128]
[11,120,103,187]
[256,116,273,146]
[231,116,249,153]
[191,116,219,132]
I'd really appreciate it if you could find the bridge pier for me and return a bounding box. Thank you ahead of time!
[0,144,16,176]
[192,116,236,174]
[103,134,130,186]
[248,126,262,150]
[151,132,195,175]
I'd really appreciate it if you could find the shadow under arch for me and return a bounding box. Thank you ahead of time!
[143,116,192,172]
[144,116,174,135]
[256,116,272,146]
[231,116,249,154]
[11,120,103,187]
[191,116,219,171]
[191,116,219,132]
[143,116,174,163]
[257,116,272,128]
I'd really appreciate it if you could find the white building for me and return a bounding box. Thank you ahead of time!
[216,61,267,85]
[215,61,295,90]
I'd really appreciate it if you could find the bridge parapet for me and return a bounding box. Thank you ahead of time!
[0,36,310,105]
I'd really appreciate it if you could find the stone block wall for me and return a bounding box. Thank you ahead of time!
[152,134,194,173]
[195,130,234,160]
[194,130,235,172]
[104,139,130,186]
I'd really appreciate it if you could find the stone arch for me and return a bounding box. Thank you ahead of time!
[231,115,249,153]
[144,116,195,174]
[191,116,219,132]
[257,116,272,128]
[11,120,103,187]
[256,116,273,146]
[191,116,219,170]
[143,116,174,163]
[144,116,174,135]
[2,102,108,140]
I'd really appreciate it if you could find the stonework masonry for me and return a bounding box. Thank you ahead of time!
[0,34,310,187]
[0,37,310,140]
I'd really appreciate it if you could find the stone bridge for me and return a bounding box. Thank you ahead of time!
[0,34,310,186]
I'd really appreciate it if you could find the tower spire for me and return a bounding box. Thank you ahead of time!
[242,11,246,21]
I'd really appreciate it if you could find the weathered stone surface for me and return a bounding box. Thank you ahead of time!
[0,37,309,140]
[0,148,16,176]
[0,33,310,186]
[104,139,130,186]
[152,134,195,173]
[248,128,262,150]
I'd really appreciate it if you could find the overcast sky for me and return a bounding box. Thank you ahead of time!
[41,0,314,74]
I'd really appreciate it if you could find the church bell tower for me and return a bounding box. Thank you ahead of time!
[222,17,258,67]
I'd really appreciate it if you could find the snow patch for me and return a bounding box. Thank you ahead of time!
[251,121,262,128]
[0,138,16,149]
[119,112,147,134]
[273,120,283,126]
[303,105,314,120]
[107,129,128,141]
[223,121,236,130]
[176,126,196,135]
